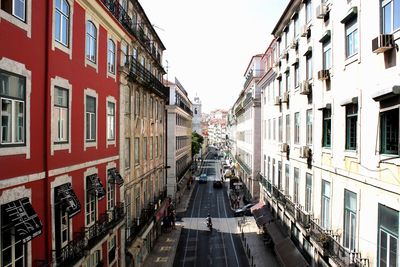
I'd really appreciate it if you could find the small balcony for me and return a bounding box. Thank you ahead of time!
[49,202,124,267]
[309,219,332,256]
[295,206,311,229]
[284,196,295,218]
[128,56,169,98]
[235,156,252,175]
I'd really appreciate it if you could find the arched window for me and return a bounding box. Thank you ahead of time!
[86,21,97,62]
[55,0,70,46]
[107,39,115,74]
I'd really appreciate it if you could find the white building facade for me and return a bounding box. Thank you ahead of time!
[192,96,202,134]
[166,78,193,200]
[232,55,263,202]
[259,0,400,266]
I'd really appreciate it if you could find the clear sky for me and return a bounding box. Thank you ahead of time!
[140,0,289,113]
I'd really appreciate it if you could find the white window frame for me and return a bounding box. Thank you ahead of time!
[108,235,117,265]
[345,17,358,59]
[382,0,400,34]
[0,0,31,37]
[84,16,99,72]
[294,112,300,145]
[0,58,31,158]
[50,76,72,155]
[323,40,331,70]
[106,96,116,147]
[84,88,98,150]
[84,167,98,227]
[107,34,117,81]
[0,186,32,267]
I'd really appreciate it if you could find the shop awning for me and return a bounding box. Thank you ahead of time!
[88,174,106,199]
[1,197,43,243]
[275,238,310,267]
[251,203,274,227]
[108,168,124,185]
[56,183,81,218]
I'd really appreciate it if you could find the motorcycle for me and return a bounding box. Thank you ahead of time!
[206,220,212,231]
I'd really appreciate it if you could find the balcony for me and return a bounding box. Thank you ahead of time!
[128,56,169,98]
[266,179,272,194]
[285,197,295,218]
[47,202,125,267]
[100,0,164,67]
[242,92,253,107]
[235,156,252,175]
[295,207,310,229]
[272,185,286,204]
[126,190,168,245]
[309,219,332,256]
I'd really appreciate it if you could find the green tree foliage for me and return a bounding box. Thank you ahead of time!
[192,132,204,156]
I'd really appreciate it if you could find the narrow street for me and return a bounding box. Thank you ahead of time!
[173,152,250,267]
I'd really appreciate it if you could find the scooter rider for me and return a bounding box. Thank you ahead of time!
[206,214,212,228]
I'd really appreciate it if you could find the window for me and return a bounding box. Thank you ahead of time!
[293,167,299,204]
[150,137,153,160]
[107,39,115,74]
[54,87,68,143]
[85,21,97,62]
[306,54,312,80]
[285,72,290,92]
[268,119,271,140]
[267,156,271,181]
[108,235,116,264]
[321,180,331,229]
[345,17,358,58]
[273,118,276,141]
[380,108,398,154]
[306,109,312,145]
[286,114,290,143]
[278,116,283,142]
[305,0,312,23]
[322,108,331,148]
[124,138,130,169]
[305,173,312,212]
[155,136,158,158]
[86,177,96,226]
[293,15,299,38]
[272,158,275,185]
[1,0,26,22]
[107,102,115,141]
[277,161,282,190]
[107,180,115,211]
[143,137,147,161]
[382,0,400,34]
[345,104,358,150]
[278,79,282,96]
[1,222,26,267]
[294,63,299,88]
[84,250,100,267]
[0,70,25,145]
[378,204,399,267]
[55,0,69,46]
[322,40,331,70]
[135,91,140,116]
[285,164,289,195]
[134,137,139,164]
[294,112,300,144]
[344,189,357,250]
[85,96,96,142]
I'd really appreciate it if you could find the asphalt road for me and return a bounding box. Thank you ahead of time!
[173,153,250,267]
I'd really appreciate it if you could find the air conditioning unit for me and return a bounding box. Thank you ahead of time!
[372,34,394,54]
[274,96,281,106]
[317,69,330,80]
[316,4,327,19]
[299,146,310,158]
[299,80,311,95]
[280,143,289,152]
[281,92,289,103]
[301,24,309,37]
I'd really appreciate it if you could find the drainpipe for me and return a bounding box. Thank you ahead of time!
[43,0,51,261]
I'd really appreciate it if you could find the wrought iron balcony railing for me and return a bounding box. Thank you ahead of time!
[45,202,125,267]
[235,156,252,175]
[285,196,295,218]
[309,219,332,255]
[295,207,311,229]
[128,56,169,98]
[100,0,163,66]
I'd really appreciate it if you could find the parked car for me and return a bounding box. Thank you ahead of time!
[213,180,223,189]
[199,174,207,184]
[233,203,255,217]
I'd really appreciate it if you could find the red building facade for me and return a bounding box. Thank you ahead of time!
[1,0,126,266]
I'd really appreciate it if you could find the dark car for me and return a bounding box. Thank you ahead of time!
[213,180,223,189]
[199,174,207,184]
[233,203,255,217]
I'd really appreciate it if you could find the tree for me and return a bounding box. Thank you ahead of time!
[192,132,204,156]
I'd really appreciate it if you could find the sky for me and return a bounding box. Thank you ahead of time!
[140,0,289,113]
